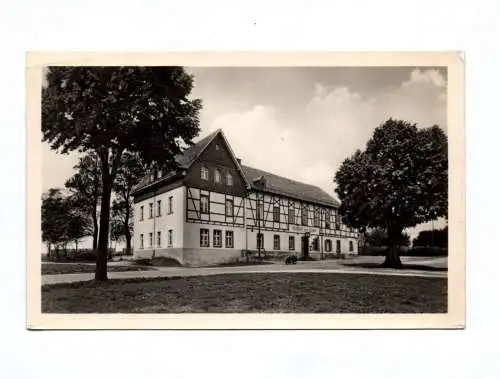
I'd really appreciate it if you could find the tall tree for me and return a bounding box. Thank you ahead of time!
[335,118,448,268]
[42,189,91,255]
[42,188,69,255]
[42,67,202,280]
[65,152,101,250]
[112,152,147,251]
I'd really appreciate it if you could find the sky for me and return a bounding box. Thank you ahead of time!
[42,66,448,240]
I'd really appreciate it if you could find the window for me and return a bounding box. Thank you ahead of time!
[214,168,221,183]
[225,231,234,248]
[226,172,233,186]
[273,235,280,250]
[288,207,295,224]
[148,203,153,219]
[312,237,319,251]
[334,210,340,229]
[215,144,220,151]
[140,206,144,221]
[156,231,161,247]
[168,230,173,247]
[349,241,354,252]
[168,196,173,214]
[256,198,264,221]
[156,200,162,217]
[213,229,222,248]
[273,206,280,222]
[325,239,332,252]
[140,234,144,249]
[336,240,341,253]
[200,229,209,247]
[313,210,320,227]
[201,166,209,180]
[200,195,210,214]
[148,233,153,248]
[157,168,162,178]
[289,236,295,250]
[325,210,330,229]
[225,199,234,216]
[150,171,155,182]
[257,233,264,249]
[301,205,308,226]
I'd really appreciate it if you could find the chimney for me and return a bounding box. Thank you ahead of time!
[236,158,242,164]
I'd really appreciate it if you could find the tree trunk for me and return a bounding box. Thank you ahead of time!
[124,202,132,250]
[92,205,99,251]
[95,180,112,281]
[382,225,403,268]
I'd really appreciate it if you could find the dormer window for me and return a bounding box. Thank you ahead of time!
[226,172,233,186]
[214,169,221,183]
[201,166,209,180]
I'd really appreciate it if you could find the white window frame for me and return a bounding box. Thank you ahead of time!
[200,229,209,247]
[201,166,209,181]
[149,203,153,219]
[226,172,233,186]
[214,168,221,183]
[140,206,144,221]
[273,206,280,223]
[156,231,161,247]
[168,230,173,247]
[148,233,153,248]
[168,196,173,214]
[301,205,308,226]
[225,199,234,216]
[288,236,295,251]
[225,230,234,248]
[140,234,144,249]
[200,195,210,214]
[288,207,295,224]
[156,199,162,217]
[213,229,222,248]
[273,235,280,250]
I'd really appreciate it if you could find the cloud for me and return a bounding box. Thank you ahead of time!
[204,68,447,207]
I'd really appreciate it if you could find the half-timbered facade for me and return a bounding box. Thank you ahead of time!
[132,129,358,266]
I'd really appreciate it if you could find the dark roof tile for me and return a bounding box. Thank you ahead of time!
[241,165,340,208]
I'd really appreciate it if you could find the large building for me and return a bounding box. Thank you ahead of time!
[131,129,358,266]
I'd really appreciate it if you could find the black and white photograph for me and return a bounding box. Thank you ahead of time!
[27,52,465,328]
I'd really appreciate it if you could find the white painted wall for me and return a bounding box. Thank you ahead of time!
[184,222,245,250]
[134,186,185,252]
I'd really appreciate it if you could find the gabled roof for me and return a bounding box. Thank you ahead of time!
[132,128,340,209]
[241,165,340,208]
[174,129,220,169]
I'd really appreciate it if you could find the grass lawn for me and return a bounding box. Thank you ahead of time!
[42,263,156,275]
[42,273,447,313]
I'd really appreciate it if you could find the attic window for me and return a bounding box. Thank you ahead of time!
[215,144,220,151]
[201,166,209,181]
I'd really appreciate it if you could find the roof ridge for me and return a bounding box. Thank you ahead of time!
[242,164,328,190]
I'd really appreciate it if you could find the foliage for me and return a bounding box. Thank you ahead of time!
[42,66,202,280]
[412,226,448,248]
[41,188,92,251]
[111,152,147,249]
[335,118,447,267]
[365,228,410,247]
[65,152,101,250]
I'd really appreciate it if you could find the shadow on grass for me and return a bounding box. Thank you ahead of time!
[339,262,447,272]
